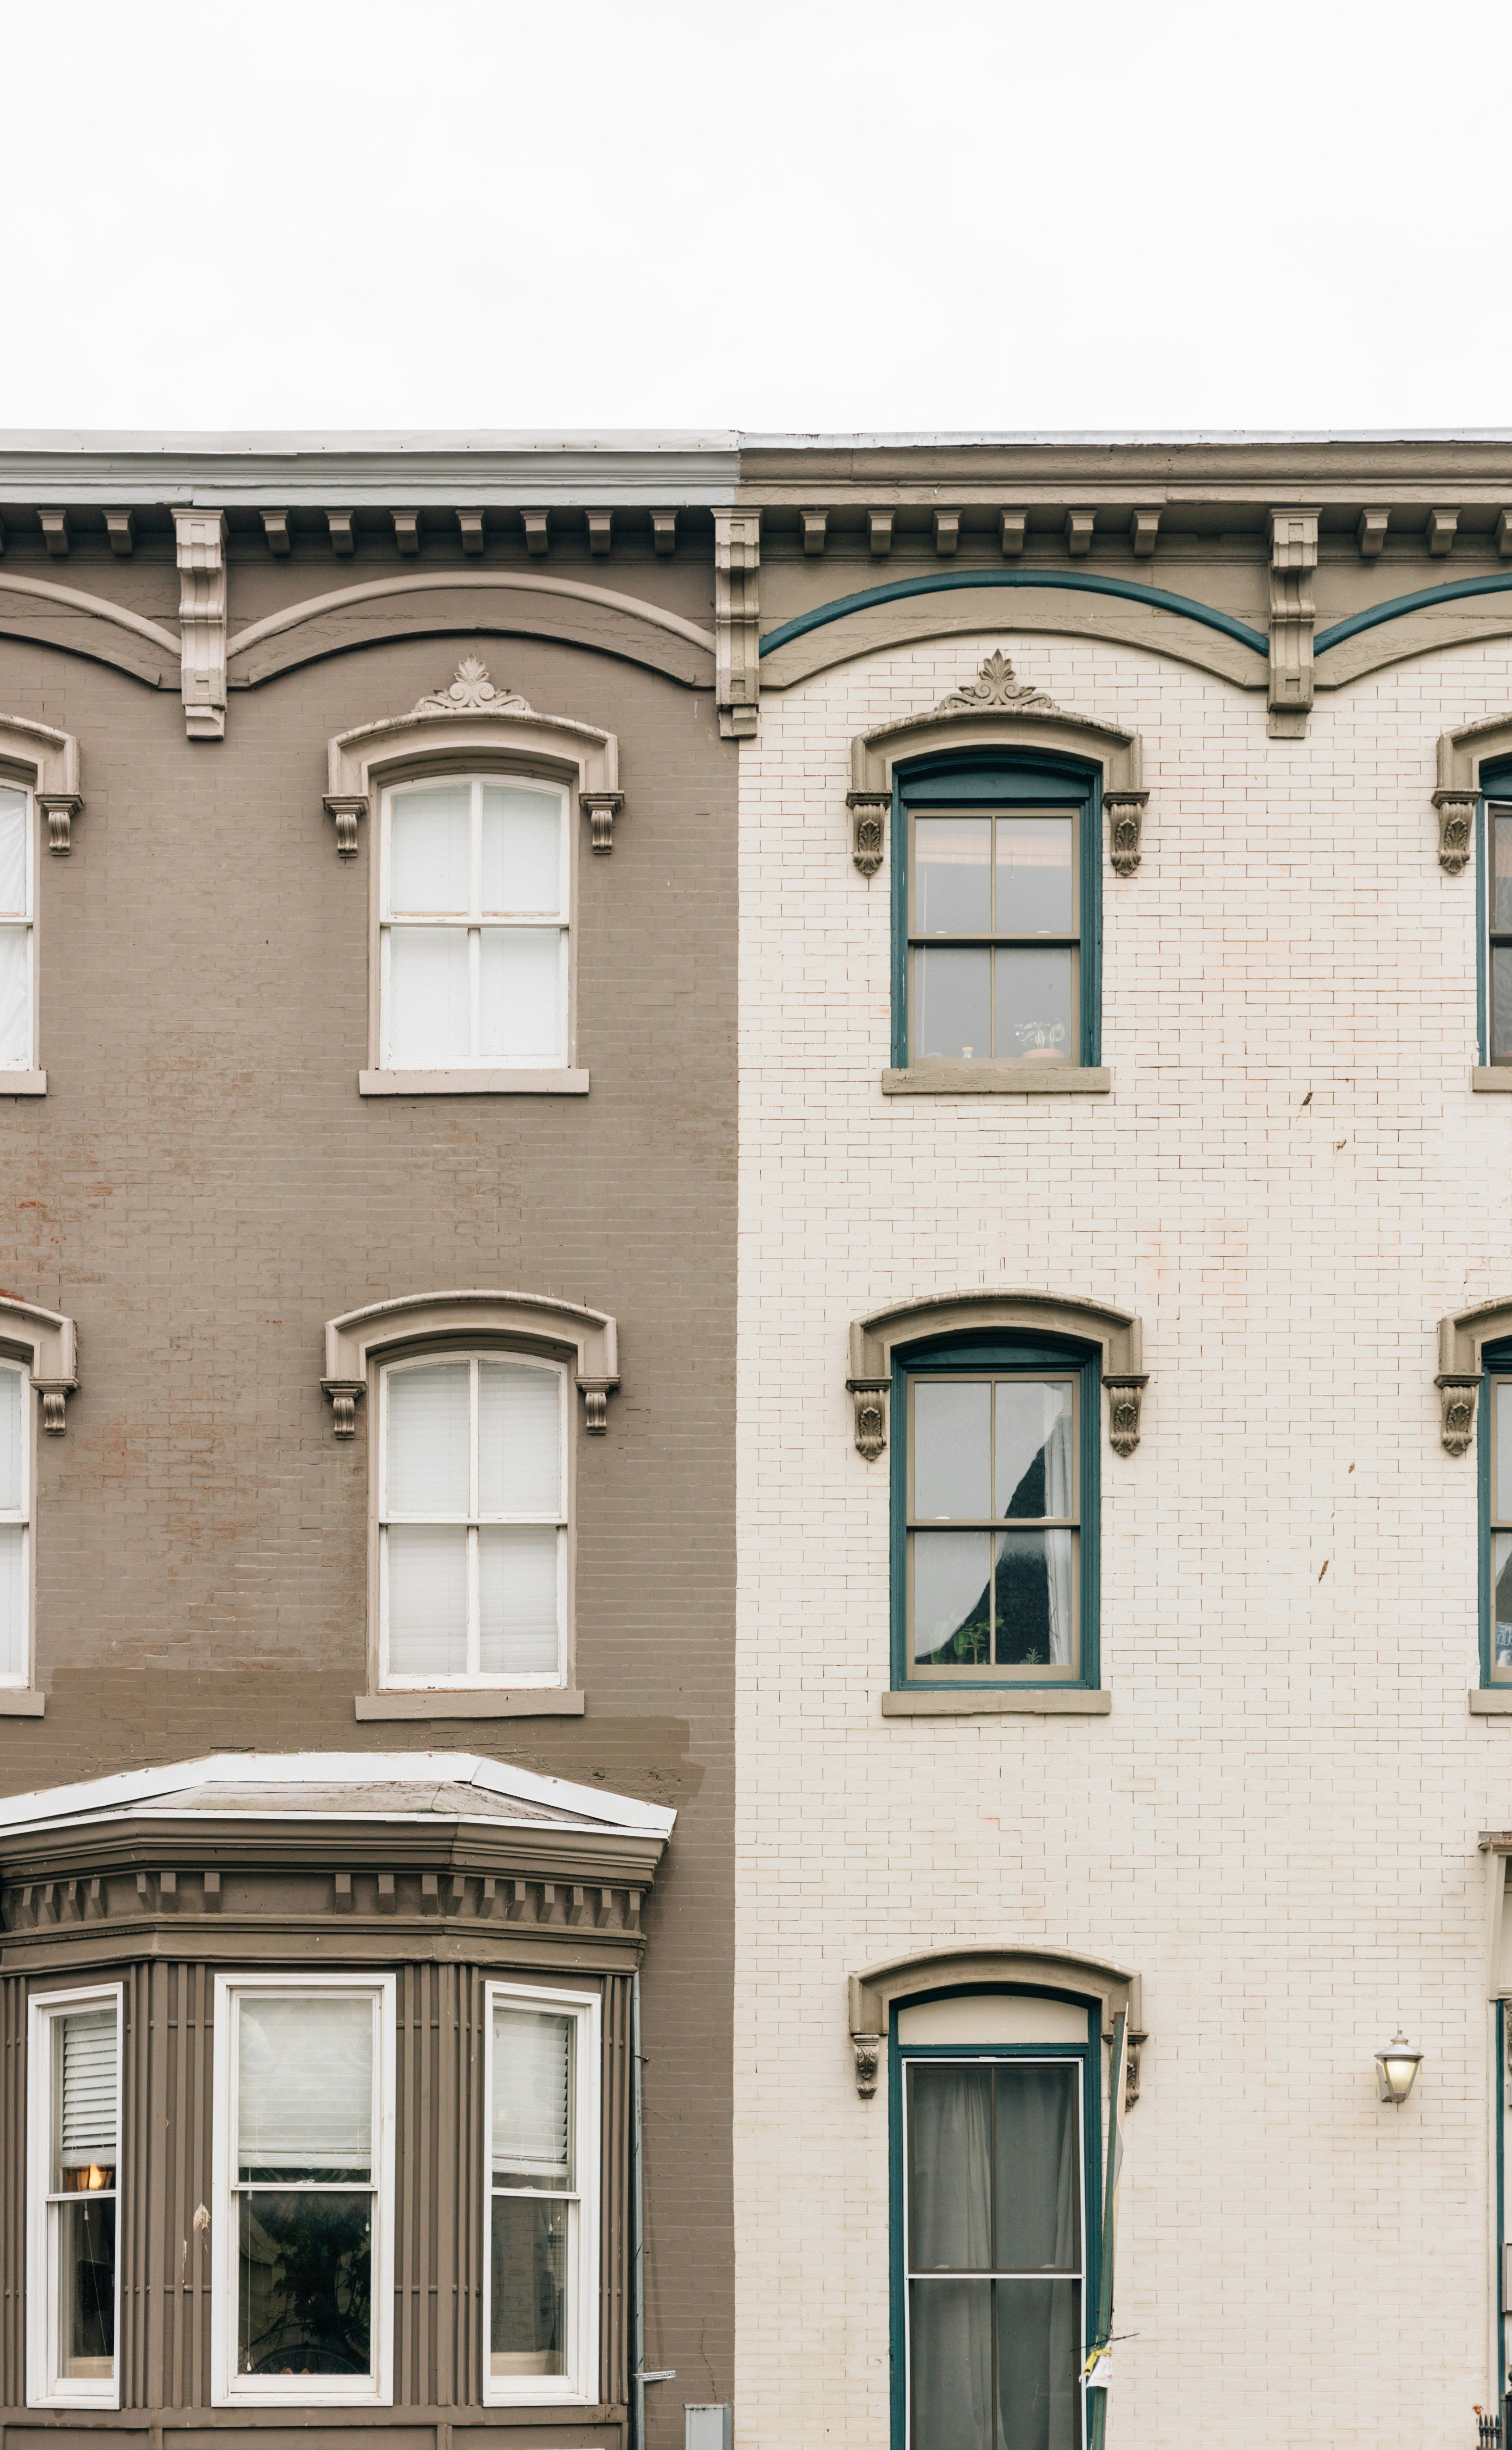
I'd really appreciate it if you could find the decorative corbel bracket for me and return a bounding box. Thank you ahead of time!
[1105,790,1148,878]
[581,791,625,855]
[847,1379,890,1460]
[851,2032,883,2098]
[1103,1374,1148,1457]
[715,510,761,740]
[174,510,228,741]
[323,795,368,858]
[1268,508,1319,740]
[847,791,888,878]
[321,1379,366,1438]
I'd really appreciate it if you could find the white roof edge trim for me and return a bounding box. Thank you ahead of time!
[0,1750,674,1841]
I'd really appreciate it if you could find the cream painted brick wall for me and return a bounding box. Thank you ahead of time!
[735,632,1512,2450]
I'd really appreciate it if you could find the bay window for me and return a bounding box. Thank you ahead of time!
[28,1987,122,2407]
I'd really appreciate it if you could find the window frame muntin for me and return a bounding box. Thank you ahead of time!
[210,1970,396,2411]
[0,768,37,1075]
[26,1979,124,2412]
[376,1347,571,1691]
[891,754,1101,1073]
[370,753,579,1077]
[481,1978,602,2409]
[888,1989,1101,2450]
[892,1337,1101,1692]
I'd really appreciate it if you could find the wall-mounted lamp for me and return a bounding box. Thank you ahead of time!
[1375,2031,1423,2106]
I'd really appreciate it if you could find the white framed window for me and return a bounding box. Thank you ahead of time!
[484,1982,600,2406]
[0,777,35,1071]
[211,1973,395,2408]
[378,1352,568,1688]
[27,1983,123,2409]
[0,1361,31,1687]
[378,775,570,1071]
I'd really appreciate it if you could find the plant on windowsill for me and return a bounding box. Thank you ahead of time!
[1014,1019,1068,1062]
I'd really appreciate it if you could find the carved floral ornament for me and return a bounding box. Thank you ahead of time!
[846,652,1148,879]
[322,661,625,857]
[847,1293,1147,1461]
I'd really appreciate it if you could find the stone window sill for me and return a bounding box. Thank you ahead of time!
[354,1688,586,1721]
[1471,1688,1512,1713]
[882,1688,1111,1717]
[0,1689,45,1716]
[0,1071,46,1097]
[882,1063,1110,1097]
[1473,1069,1512,1093]
[360,1070,590,1097]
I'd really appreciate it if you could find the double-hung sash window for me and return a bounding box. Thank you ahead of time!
[214,1976,394,2405]
[28,1987,122,2407]
[902,2052,1085,2450]
[897,766,1097,1069]
[901,1355,1091,1688]
[485,1984,599,2404]
[380,776,569,1070]
[0,1362,29,1684]
[379,1354,567,1687]
[0,779,34,1071]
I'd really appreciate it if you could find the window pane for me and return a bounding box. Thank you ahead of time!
[386,1524,469,1677]
[492,2006,574,2186]
[490,2195,567,2376]
[912,1531,993,1667]
[389,784,471,913]
[0,924,30,1067]
[1495,1532,1512,1673]
[909,2278,994,2450]
[994,2277,1081,2450]
[914,1380,991,1521]
[994,947,1075,1062]
[55,2007,118,2182]
[992,2064,1080,2271]
[915,816,992,934]
[996,1383,1075,1521]
[908,2064,993,2270]
[996,816,1074,934]
[386,1362,469,1515]
[237,1994,373,2176]
[481,785,562,915]
[994,1532,1075,1669]
[914,947,992,1059]
[0,1525,25,1679]
[478,1528,560,1676]
[388,926,470,1065]
[479,1362,560,1514]
[0,1366,20,1512]
[1495,812,1512,932]
[56,2197,115,2380]
[479,928,562,1062]
[238,2190,371,2377]
[0,788,25,916]
[1497,1385,1512,1522]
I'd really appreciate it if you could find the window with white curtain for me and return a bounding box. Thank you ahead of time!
[379,1353,567,1687]
[213,1976,394,2407]
[0,1362,30,1686]
[379,776,569,1070]
[485,1984,599,2405]
[27,1987,122,2408]
[904,1363,1081,1685]
[0,779,34,1071]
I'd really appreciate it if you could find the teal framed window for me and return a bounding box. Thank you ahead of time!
[889,1993,1100,2450]
[891,757,1101,1071]
[1482,759,1512,1065]
[1482,1342,1512,1685]
[892,1338,1100,1691]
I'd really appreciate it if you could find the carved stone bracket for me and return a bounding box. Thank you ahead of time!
[848,1379,890,1460]
[581,790,625,855]
[1432,791,1477,875]
[1105,790,1148,878]
[1268,508,1319,740]
[1436,1374,1479,1456]
[715,510,761,740]
[852,2032,882,2098]
[37,793,82,857]
[847,791,888,878]
[174,510,228,741]
[323,795,367,857]
[1103,1374,1147,1457]
[321,1379,366,1438]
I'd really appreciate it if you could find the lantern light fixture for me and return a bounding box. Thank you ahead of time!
[1375,2030,1423,2106]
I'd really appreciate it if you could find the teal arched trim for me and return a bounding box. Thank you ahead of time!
[1315,573,1512,655]
[758,570,1270,658]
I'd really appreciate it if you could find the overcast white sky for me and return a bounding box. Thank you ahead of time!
[4,0,1508,438]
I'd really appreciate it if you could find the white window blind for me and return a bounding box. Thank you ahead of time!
[492,2008,573,2182]
[58,2007,118,2168]
[236,1994,373,2170]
